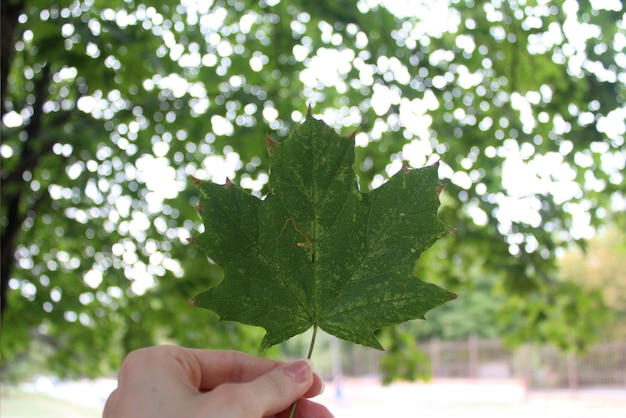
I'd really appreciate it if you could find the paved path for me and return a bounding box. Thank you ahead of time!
[316,378,626,418]
[18,376,626,418]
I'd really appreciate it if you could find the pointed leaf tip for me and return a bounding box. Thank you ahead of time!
[266,133,278,152]
[401,161,411,174]
[193,204,204,213]
[190,175,202,187]
[347,128,359,140]
[187,236,196,244]
[306,103,312,117]
[451,293,459,300]
[437,183,446,196]
[189,298,197,307]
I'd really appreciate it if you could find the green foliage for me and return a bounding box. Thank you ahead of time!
[558,227,626,340]
[498,280,610,353]
[378,326,431,385]
[2,0,624,379]
[191,114,455,351]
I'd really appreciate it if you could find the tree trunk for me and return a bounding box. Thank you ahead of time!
[1,0,24,118]
[1,3,50,319]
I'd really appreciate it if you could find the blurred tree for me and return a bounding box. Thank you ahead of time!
[559,226,626,340]
[1,0,624,378]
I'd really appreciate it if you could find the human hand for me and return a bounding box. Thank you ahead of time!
[103,345,333,418]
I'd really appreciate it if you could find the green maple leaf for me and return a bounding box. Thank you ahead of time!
[190,113,456,351]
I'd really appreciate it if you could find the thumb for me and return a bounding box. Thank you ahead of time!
[213,360,314,417]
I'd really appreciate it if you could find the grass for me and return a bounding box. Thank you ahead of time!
[0,388,102,418]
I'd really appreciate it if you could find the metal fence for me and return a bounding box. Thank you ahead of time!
[340,338,626,389]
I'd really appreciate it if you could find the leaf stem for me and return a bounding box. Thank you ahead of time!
[288,324,319,418]
[307,323,318,360]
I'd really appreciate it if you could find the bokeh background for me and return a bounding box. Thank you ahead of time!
[1,0,625,414]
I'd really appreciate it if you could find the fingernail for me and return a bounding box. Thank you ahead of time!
[284,360,312,383]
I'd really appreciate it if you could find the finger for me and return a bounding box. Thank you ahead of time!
[187,348,326,398]
[276,399,334,418]
[204,360,314,417]
[117,346,193,386]
[131,346,325,396]
[302,373,324,398]
[187,348,285,389]
[114,346,282,393]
